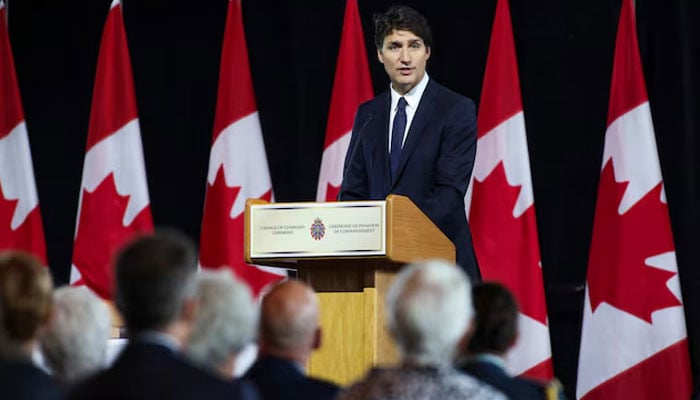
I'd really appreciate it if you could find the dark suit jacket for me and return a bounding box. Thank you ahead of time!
[340,78,480,281]
[244,356,339,400]
[68,341,258,400]
[0,357,62,400]
[460,359,557,400]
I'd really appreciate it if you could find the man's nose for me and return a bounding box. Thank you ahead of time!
[399,47,411,63]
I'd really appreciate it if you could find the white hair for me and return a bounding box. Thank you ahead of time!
[40,286,111,383]
[186,268,258,372]
[385,259,472,366]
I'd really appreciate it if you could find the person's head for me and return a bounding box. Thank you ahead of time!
[186,268,258,378]
[258,280,320,365]
[114,229,198,339]
[0,251,53,355]
[467,282,519,356]
[40,286,111,383]
[374,5,432,95]
[386,259,472,366]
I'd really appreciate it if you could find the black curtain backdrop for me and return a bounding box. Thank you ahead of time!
[8,0,700,396]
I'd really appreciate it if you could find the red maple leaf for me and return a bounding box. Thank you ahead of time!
[587,161,680,323]
[324,182,340,202]
[0,181,46,263]
[199,166,280,296]
[73,173,153,299]
[469,162,547,324]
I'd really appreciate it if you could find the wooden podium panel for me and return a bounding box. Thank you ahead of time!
[245,195,455,385]
[297,261,400,385]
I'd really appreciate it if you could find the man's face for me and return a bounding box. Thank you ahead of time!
[377,29,431,95]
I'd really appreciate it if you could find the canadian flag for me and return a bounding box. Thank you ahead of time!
[466,0,553,380]
[71,0,154,299]
[316,0,373,202]
[199,0,284,296]
[0,0,47,263]
[575,0,692,398]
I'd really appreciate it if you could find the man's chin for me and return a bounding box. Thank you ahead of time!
[393,81,416,93]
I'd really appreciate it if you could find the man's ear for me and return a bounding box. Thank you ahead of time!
[465,317,476,341]
[312,327,322,350]
[377,48,385,64]
[458,318,476,356]
[426,46,431,60]
[508,330,519,351]
[38,305,56,334]
[181,297,199,325]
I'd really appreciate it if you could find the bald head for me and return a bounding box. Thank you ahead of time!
[259,280,319,361]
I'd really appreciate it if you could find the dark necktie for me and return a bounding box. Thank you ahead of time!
[390,97,407,179]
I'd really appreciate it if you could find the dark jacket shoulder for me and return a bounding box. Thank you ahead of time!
[0,357,63,400]
[244,356,339,400]
[68,342,254,400]
[460,360,550,400]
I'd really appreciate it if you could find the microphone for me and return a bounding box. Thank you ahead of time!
[338,113,374,200]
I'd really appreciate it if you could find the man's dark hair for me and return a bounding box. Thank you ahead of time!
[373,5,432,49]
[468,282,519,354]
[114,229,198,334]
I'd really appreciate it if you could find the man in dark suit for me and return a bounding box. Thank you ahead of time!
[339,4,480,282]
[68,231,258,400]
[459,282,564,400]
[244,280,339,400]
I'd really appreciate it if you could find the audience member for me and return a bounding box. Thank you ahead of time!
[0,251,62,400]
[337,260,505,400]
[68,230,258,400]
[244,280,339,400]
[459,282,564,400]
[186,268,258,378]
[40,286,111,385]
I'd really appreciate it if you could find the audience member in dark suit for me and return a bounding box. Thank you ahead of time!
[68,230,258,400]
[0,251,62,400]
[459,282,564,400]
[186,268,258,378]
[339,4,480,282]
[244,280,339,400]
[40,286,111,385]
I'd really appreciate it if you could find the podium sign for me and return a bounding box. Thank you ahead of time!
[248,201,386,258]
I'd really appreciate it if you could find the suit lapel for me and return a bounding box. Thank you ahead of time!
[373,93,392,188]
[392,80,438,187]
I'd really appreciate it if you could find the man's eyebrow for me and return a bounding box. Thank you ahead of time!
[385,38,423,47]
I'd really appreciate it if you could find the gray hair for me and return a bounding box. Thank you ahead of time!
[385,259,472,366]
[186,269,257,372]
[40,286,111,382]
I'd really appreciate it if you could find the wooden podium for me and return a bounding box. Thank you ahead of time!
[244,195,454,385]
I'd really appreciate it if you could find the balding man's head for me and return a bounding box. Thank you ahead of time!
[259,280,320,362]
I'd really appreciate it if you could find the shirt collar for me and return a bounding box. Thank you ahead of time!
[134,330,180,351]
[472,353,508,371]
[390,72,430,112]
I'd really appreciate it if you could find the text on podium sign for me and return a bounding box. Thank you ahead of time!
[249,201,386,258]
